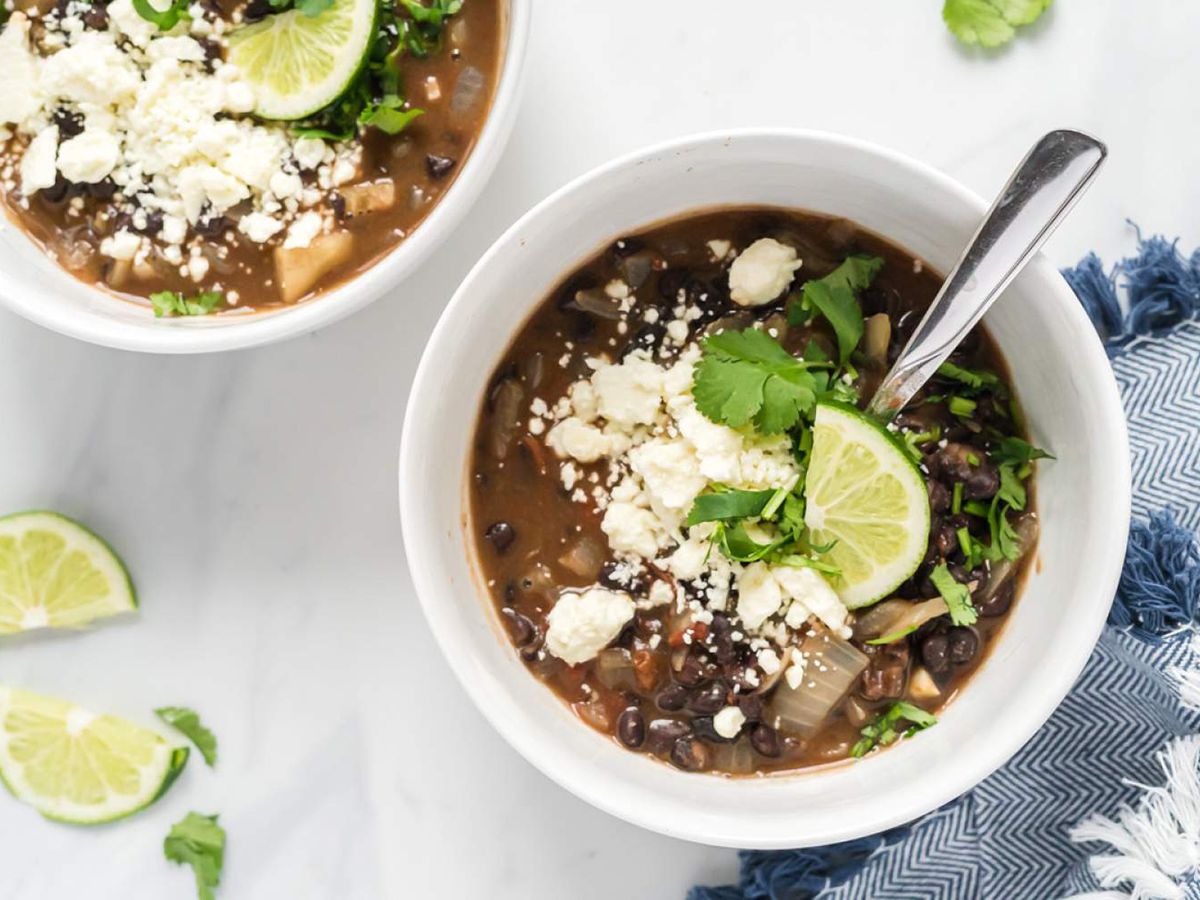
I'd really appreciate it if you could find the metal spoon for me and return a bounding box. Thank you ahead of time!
[867,129,1107,420]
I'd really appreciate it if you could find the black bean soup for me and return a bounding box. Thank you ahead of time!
[470,207,1040,776]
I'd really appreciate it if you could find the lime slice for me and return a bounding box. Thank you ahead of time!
[803,402,931,609]
[227,0,377,121]
[0,511,136,636]
[0,687,188,824]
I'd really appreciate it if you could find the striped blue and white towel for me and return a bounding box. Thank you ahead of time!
[691,232,1200,900]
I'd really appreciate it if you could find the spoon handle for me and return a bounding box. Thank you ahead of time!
[867,129,1107,420]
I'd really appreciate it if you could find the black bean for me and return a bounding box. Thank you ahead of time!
[242,0,272,20]
[330,193,348,220]
[692,716,734,744]
[674,649,712,687]
[500,608,535,648]
[687,683,726,715]
[610,237,644,259]
[656,683,689,711]
[620,322,665,359]
[617,708,646,748]
[483,521,516,554]
[51,109,84,139]
[920,633,952,674]
[82,4,109,28]
[426,154,457,179]
[646,718,690,754]
[963,466,1000,500]
[86,179,118,200]
[750,723,782,758]
[735,692,765,723]
[927,479,951,514]
[932,521,957,557]
[137,210,164,236]
[669,737,709,771]
[657,269,687,302]
[599,561,645,592]
[947,627,979,664]
[39,175,71,204]
[977,579,1015,618]
[194,214,229,237]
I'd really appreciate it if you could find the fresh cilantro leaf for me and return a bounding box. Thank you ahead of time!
[399,0,463,56]
[132,0,189,30]
[156,707,217,767]
[937,361,1001,392]
[943,0,1052,48]
[995,464,1027,510]
[778,492,807,542]
[774,553,841,578]
[692,328,823,435]
[714,521,786,563]
[686,488,776,527]
[947,395,977,418]
[802,281,863,365]
[164,813,225,900]
[851,701,937,757]
[990,436,1053,466]
[988,502,1022,560]
[149,291,223,318]
[899,425,942,464]
[929,563,978,626]
[359,100,424,134]
[819,255,885,294]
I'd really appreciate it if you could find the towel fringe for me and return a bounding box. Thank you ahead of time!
[1066,734,1200,900]
[1109,512,1200,640]
[1063,227,1200,346]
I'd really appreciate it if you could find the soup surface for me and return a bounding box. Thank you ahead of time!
[0,0,501,314]
[470,207,1044,775]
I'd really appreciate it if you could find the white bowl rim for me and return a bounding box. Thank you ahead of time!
[0,0,532,355]
[399,127,1132,847]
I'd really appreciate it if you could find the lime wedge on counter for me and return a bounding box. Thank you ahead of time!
[0,511,135,636]
[803,402,931,609]
[0,687,188,824]
[227,0,377,120]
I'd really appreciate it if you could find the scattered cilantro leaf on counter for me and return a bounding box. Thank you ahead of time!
[937,361,1001,392]
[851,701,937,757]
[132,0,190,30]
[686,488,776,527]
[692,328,827,435]
[943,0,1052,49]
[165,813,225,900]
[930,563,978,626]
[149,290,224,318]
[156,707,218,767]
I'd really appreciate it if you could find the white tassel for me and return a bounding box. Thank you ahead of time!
[1169,633,1200,711]
[1067,735,1200,900]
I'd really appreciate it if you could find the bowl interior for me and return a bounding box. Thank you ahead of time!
[400,131,1130,848]
[0,0,529,354]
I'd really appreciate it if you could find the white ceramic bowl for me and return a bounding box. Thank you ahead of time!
[0,0,531,354]
[399,130,1131,848]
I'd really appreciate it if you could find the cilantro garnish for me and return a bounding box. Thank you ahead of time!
[774,553,842,578]
[947,395,977,418]
[149,291,224,318]
[156,707,218,767]
[943,0,1052,48]
[165,813,226,900]
[685,487,777,527]
[929,563,978,626]
[866,625,920,646]
[990,436,1054,466]
[132,0,190,30]
[937,361,1001,392]
[786,256,883,365]
[851,701,937,757]
[692,328,827,435]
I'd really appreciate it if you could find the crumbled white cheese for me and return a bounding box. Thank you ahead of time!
[728,238,803,306]
[238,212,285,244]
[547,418,629,464]
[784,656,807,690]
[773,566,851,638]
[0,16,41,127]
[592,354,664,428]
[99,229,142,261]
[19,126,59,195]
[293,136,328,170]
[757,647,782,675]
[713,705,747,739]
[707,239,732,261]
[544,587,635,665]
[602,497,668,559]
[736,562,785,631]
[57,129,121,184]
[283,211,324,249]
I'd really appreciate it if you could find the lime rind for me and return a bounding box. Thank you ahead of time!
[0,511,137,636]
[804,401,931,609]
[0,687,188,825]
[228,0,378,121]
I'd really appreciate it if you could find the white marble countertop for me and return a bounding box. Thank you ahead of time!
[2,1,1196,897]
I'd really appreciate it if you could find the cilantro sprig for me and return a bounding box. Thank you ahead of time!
[787,255,883,365]
[692,328,830,436]
[943,0,1052,48]
[851,702,937,757]
[930,562,978,626]
[132,0,190,30]
[156,707,218,767]
[149,290,224,318]
[165,813,226,900]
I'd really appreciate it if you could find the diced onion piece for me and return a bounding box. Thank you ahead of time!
[106,258,133,289]
[565,287,623,320]
[486,377,524,460]
[558,537,605,580]
[853,597,949,642]
[275,230,354,303]
[709,739,756,775]
[595,648,638,691]
[863,313,891,367]
[339,180,396,217]
[450,65,485,115]
[769,633,867,736]
[978,513,1040,603]
[909,667,941,700]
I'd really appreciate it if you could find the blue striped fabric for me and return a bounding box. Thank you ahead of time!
[690,234,1200,900]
